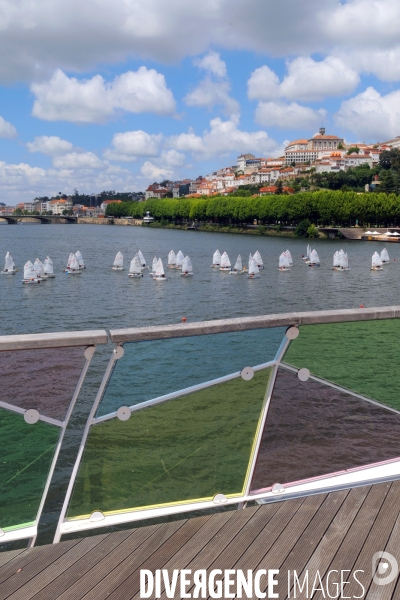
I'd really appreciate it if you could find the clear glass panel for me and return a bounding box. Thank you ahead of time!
[284,320,400,410]
[67,367,273,519]
[0,347,86,420]
[0,408,59,531]
[97,328,285,416]
[251,368,400,493]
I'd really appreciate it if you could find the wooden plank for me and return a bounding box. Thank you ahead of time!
[104,514,220,600]
[0,549,27,569]
[286,485,370,599]
[273,488,349,599]
[311,482,390,600]
[54,522,170,600]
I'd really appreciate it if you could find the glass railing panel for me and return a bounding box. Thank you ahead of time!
[0,347,87,421]
[283,319,400,410]
[0,407,59,532]
[250,367,400,493]
[97,328,284,417]
[67,366,273,519]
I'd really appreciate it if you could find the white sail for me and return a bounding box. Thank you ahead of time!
[129,254,142,274]
[212,250,221,265]
[233,255,242,271]
[341,251,349,269]
[4,252,14,271]
[33,258,44,277]
[307,244,311,258]
[151,256,158,273]
[309,249,320,264]
[75,250,84,268]
[248,253,253,267]
[69,254,80,271]
[66,252,74,268]
[43,256,54,275]
[24,261,35,279]
[253,250,263,267]
[372,251,382,267]
[175,250,184,268]
[248,259,259,276]
[168,250,176,266]
[155,257,165,277]
[285,250,293,266]
[381,248,390,262]
[279,252,290,268]
[113,251,123,268]
[220,251,231,268]
[333,250,340,267]
[138,250,146,268]
[181,255,193,274]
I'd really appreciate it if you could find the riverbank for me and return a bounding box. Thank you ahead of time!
[77,217,143,226]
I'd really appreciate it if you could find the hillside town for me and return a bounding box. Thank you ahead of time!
[2,128,400,217]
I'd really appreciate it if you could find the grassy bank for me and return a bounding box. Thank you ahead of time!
[143,222,300,237]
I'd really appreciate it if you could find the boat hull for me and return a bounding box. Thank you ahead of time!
[1,270,16,275]
[22,279,40,284]
[129,273,143,278]
[65,270,82,274]
[229,270,243,275]
[278,267,291,271]
[371,267,383,271]
[112,266,125,271]
[181,272,193,277]
[154,276,167,281]
[308,263,320,267]
[248,274,260,279]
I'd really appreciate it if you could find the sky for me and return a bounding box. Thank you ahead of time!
[2,0,400,204]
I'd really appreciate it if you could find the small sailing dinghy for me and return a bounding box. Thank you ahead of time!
[285,250,293,266]
[175,250,184,270]
[1,252,16,274]
[138,250,147,270]
[64,252,74,272]
[333,249,350,271]
[153,257,167,281]
[248,259,260,279]
[129,254,144,278]
[278,252,291,271]
[22,261,40,284]
[253,250,264,269]
[112,251,124,271]
[75,250,85,269]
[303,244,311,263]
[181,255,193,276]
[308,249,320,267]
[65,253,81,274]
[230,254,243,274]
[33,258,47,280]
[43,256,56,278]
[211,250,221,268]
[219,251,231,271]
[371,251,383,271]
[167,250,176,269]
[381,248,390,263]
[149,256,158,276]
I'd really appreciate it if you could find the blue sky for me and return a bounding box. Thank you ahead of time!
[1,0,400,203]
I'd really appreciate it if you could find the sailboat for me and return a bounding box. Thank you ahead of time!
[138,250,147,270]
[149,256,158,276]
[1,252,16,274]
[333,249,350,271]
[181,256,193,276]
[381,248,390,264]
[22,261,40,284]
[66,253,81,274]
[278,252,291,271]
[248,259,260,279]
[253,250,264,269]
[219,251,231,271]
[129,254,144,278]
[33,258,47,280]
[285,250,293,266]
[211,250,221,268]
[308,249,320,267]
[167,250,176,269]
[371,251,383,271]
[64,252,74,272]
[43,256,56,278]
[153,257,167,281]
[175,250,184,270]
[230,255,243,274]
[112,251,124,271]
[303,244,311,263]
[75,250,85,269]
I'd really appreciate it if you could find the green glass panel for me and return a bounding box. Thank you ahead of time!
[284,319,400,410]
[67,367,272,518]
[0,408,59,530]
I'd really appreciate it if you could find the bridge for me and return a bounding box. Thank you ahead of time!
[0,215,77,224]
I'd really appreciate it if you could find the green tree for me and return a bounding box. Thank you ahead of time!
[295,219,312,237]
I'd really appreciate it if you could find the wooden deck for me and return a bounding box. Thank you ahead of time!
[1,481,400,599]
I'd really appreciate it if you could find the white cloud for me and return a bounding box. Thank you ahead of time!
[335,86,400,140]
[247,66,280,102]
[140,161,174,180]
[184,78,240,118]
[255,101,326,130]
[104,131,163,162]
[338,47,400,82]
[0,116,17,138]
[26,135,74,156]
[161,149,186,167]
[193,51,227,78]
[52,151,104,169]
[31,68,176,123]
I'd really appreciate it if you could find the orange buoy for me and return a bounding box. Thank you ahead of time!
[360,304,364,308]
[182,317,187,322]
